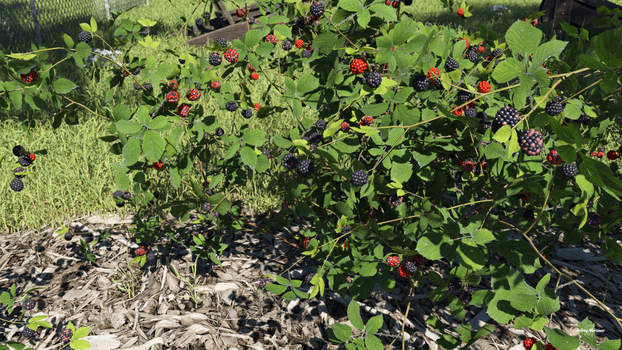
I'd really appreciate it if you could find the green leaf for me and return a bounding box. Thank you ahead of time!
[598,340,621,350]
[75,42,92,59]
[484,143,505,159]
[579,317,597,346]
[492,125,512,142]
[116,120,142,134]
[456,244,486,271]
[53,78,79,94]
[297,75,319,94]
[357,8,370,28]
[244,130,265,147]
[389,20,415,46]
[68,339,91,349]
[347,300,364,330]
[548,115,575,144]
[364,334,384,350]
[338,0,363,12]
[274,24,291,39]
[492,57,522,83]
[143,130,166,162]
[63,34,75,48]
[73,326,90,339]
[273,135,293,148]
[369,4,397,22]
[332,323,353,342]
[365,315,383,334]
[390,162,413,183]
[544,327,581,350]
[530,40,568,72]
[593,26,622,68]
[506,20,542,58]
[122,137,140,166]
[240,146,258,170]
[90,17,97,33]
[556,145,576,163]
[578,54,609,71]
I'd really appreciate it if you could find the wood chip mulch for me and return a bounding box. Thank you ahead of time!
[1,208,622,350]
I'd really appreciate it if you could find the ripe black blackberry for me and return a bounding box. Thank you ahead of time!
[465,50,478,63]
[241,108,253,119]
[64,232,73,241]
[309,132,323,144]
[297,160,313,177]
[23,298,35,310]
[337,225,352,243]
[216,127,224,136]
[465,108,477,118]
[301,50,312,58]
[247,16,255,24]
[195,18,204,27]
[13,145,26,157]
[282,153,299,171]
[351,169,368,187]
[457,90,472,102]
[147,252,156,262]
[304,273,314,284]
[444,58,459,72]
[544,100,564,116]
[524,209,535,221]
[122,191,132,200]
[447,278,462,292]
[476,111,488,122]
[578,114,590,124]
[58,328,73,344]
[365,71,382,88]
[412,74,429,92]
[262,150,271,158]
[405,261,418,273]
[201,202,212,213]
[211,210,220,218]
[10,179,24,192]
[491,106,520,132]
[282,40,292,50]
[492,48,503,58]
[587,212,601,229]
[469,45,479,52]
[215,37,228,47]
[561,163,578,177]
[78,30,92,43]
[22,327,35,339]
[316,119,327,131]
[403,0,412,4]
[457,289,472,304]
[225,101,237,112]
[18,155,31,167]
[153,191,160,199]
[209,53,222,66]
[203,12,211,20]
[518,129,544,155]
[113,190,123,200]
[310,1,325,17]
[13,167,26,179]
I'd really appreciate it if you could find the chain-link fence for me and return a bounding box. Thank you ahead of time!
[0,0,146,53]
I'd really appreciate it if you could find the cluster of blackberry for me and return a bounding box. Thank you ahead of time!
[113,190,132,208]
[10,145,36,192]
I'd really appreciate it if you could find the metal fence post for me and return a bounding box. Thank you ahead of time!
[103,0,111,20]
[28,0,42,47]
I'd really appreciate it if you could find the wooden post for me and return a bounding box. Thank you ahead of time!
[552,0,575,40]
[28,0,42,47]
[103,0,111,20]
[218,0,235,25]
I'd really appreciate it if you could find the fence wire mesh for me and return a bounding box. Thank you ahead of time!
[0,0,145,52]
[0,0,37,53]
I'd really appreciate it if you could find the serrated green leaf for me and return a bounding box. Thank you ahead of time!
[143,130,166,162]
[240,146,258,170]
[347,300,364,330]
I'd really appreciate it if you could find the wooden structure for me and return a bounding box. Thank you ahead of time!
[539,0,622,40]
[175,1,282,47]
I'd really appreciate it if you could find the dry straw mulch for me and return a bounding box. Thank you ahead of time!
[1,208,622,350]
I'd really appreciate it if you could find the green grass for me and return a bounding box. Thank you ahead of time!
[2,0,621,234]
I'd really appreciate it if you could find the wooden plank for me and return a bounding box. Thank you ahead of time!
[552,0,575,40]
[539,0,557,22]
[218,0,235,25]
[186,11,279,47]
[570,1,622,33]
